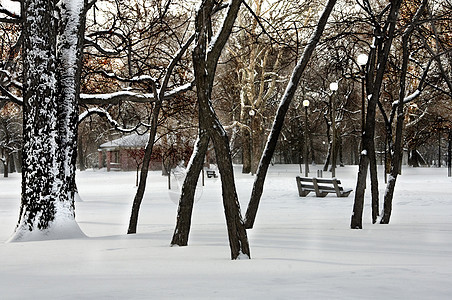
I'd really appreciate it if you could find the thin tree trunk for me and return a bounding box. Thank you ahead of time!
[126,29,195,235]
[381,0,427,224]
[77,137,86,171]
[192,0,250,259]
[323,95,333,172]
[244,0,337,229]
[57,0,86,203]
[171,132,210,246]
[350,0,402,229]
[310,131,316,165]
[2,153,8,178]
[242,125,251,174]
[369,141,379,223]
[251,119,263,174]
[127,102,160,234]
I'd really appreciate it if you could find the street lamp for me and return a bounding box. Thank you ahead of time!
[330,82,338,178]
[303,100,310,177]
[357,54,368,137]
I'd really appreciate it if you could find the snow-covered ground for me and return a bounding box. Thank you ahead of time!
[1,165,451,299]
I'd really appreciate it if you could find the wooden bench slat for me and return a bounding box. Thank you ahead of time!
[296,176,352,197]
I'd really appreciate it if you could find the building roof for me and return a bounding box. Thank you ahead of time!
[99,133,150,150]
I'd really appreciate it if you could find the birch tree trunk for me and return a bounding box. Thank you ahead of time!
[57,0,87,211]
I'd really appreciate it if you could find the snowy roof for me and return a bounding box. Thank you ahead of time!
[99,133,149,149]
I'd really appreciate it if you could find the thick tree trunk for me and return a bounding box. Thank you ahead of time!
[19,0,60,232]
[12,0,86,240]
[244,0,337,229]
[171,132,210,246]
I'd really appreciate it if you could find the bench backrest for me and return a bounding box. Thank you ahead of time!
[297,177,341,184]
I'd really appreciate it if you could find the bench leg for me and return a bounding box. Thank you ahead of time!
[299,190,310,197]
[315,191,328,197]
[340,191,352,197]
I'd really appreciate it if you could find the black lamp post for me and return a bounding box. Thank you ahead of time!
[357,54,368,138]
[303,100,310,177]
[330,82,338,178]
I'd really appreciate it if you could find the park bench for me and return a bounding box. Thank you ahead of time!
[206,170,218,178]
[295,176,352,197]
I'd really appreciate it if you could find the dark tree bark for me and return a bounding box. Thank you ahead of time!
[380,0,428,224]
[127,101,161,234]
[77,137,86,171]
[19,0,60,232]
[2,154,9,178]
[369,142,379,223]
[241,122,252,174]
[171,132,210,246]
[323,113,332,172]
[190,0,250,259]
[244,0,337,229]
[251,117,264,174]
[12,0,87,240]
[351,0,403,229]
[127,34,195,234]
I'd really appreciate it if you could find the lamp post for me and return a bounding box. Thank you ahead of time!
[303,100,310,177]
[357,54,368,138]
[249,108,255,174]
[448,129,451,177]
[330,82,338,178]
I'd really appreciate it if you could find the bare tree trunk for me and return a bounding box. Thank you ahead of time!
[191,0,250,259]
[244,0,337,229]
[241,125,251,174]
[380,0,428,224]
[128,102,160,234]
[77,135,86,171]
[126,32,195,235]
[171,132,209,246]
[323,94,332,172]
[12,0,86,240]
[250,118,264,174]
[369,141,379,223]
[2,151,8,177]
[350,0,402,229]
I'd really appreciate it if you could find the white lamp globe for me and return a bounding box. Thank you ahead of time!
[302,100,310,107]
[357,53,368,66]
[329,82,338,91]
